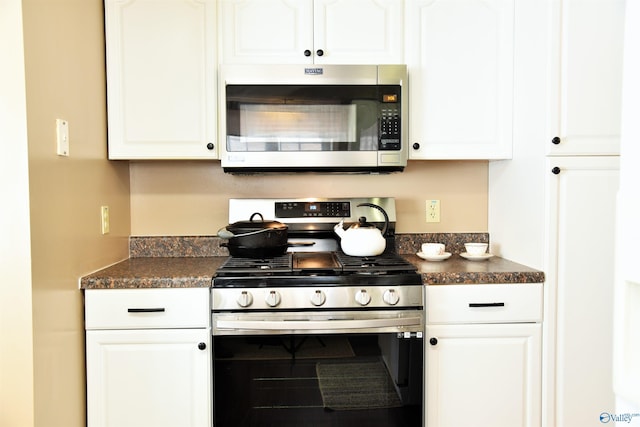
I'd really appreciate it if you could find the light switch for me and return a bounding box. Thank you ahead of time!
[101,206,110,235]
[56,119,69,156]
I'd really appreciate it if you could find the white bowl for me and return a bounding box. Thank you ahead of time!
[464,242,488,256]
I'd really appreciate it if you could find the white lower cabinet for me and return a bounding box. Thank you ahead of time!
[85,289,211,427]
[425,284,542,427]
[545,156,619,426]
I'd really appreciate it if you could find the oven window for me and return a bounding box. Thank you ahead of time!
[213,333,423,427]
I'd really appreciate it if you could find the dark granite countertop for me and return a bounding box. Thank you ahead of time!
[405,254,544,285]
[80,235,544,289]
[81,257,226,289]
[80,254,543,289]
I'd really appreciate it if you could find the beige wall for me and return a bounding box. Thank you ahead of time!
[1,0,132,426]
[130,159,488,235]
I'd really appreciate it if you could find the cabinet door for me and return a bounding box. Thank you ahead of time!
[545,156,619,426]
[105,0,217,159]
[614,1,640,410]
[219,0,314,64]
[547,0,625,156]
[313,0,404,64]
[406,0,514,160]
[219,0,403,65]
[86,329,211,427]
[426,323,541,427]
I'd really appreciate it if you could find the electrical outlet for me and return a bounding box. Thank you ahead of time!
[101,206,110,234]
[426,200,441,223]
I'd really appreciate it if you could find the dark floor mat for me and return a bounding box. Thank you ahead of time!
[316,360,402,410]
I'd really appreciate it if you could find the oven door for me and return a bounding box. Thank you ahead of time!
[212,311,424,427]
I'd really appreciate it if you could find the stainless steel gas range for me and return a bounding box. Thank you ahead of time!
[211,198,424,427]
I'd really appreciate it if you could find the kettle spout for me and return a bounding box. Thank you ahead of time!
[333,220,346,239]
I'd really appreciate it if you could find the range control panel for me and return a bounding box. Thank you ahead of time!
[228,198,396,226]
[275,201,351,218]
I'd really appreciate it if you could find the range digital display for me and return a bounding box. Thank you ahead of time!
[305,203,320,213]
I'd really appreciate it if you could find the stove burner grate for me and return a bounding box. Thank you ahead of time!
[219,254,293,274]
[216,251,417,278]
[335,251,416,273]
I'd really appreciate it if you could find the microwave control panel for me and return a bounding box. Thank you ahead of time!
[379,86,401,150]
[379,107,400,150]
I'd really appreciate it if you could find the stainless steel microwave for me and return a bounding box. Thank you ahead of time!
[218,64,408,173]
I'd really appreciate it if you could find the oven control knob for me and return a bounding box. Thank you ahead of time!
[310,290,326,306]
[383,289,400,306]
[236,291,254,308]
[265,290,282,307]
[355,289,371,306]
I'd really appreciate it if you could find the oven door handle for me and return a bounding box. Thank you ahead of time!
[215,316,422,332]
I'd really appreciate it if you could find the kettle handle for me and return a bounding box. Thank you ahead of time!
[356,203,389,237]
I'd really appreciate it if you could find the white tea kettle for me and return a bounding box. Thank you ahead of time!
[334,203,389,257]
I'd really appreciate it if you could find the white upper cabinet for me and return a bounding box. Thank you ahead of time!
[314,0,404,64]
[547,0,625,156]
[406,0,514,160]
[219,0,404,64]
[219,0,313,64]
[105,0,218,159]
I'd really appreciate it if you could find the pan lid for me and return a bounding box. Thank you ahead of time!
[227,212,288,233]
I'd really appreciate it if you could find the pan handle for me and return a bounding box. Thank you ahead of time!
[287,241,316,247]
[216,226,271,239]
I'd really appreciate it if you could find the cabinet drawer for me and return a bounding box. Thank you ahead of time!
[427,283,542,324]
[85,288,210,330]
